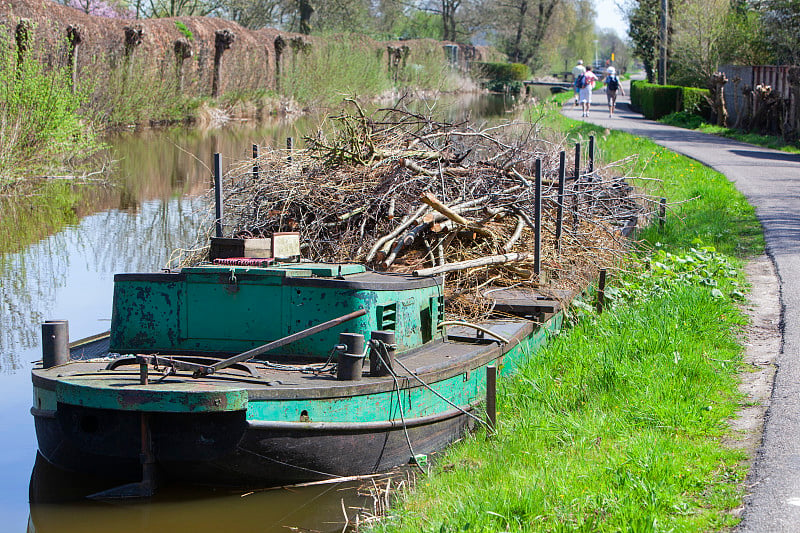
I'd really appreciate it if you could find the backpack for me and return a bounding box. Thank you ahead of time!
[575,74,587,89]
[607,75,619,91]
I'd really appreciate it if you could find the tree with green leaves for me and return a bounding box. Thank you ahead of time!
[758,0,800,64]
[490,0,563,71]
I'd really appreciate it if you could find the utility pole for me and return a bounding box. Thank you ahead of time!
[659,0,668,84]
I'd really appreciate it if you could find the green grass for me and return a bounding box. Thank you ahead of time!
[659,112,800,154]
[372,99,764,531]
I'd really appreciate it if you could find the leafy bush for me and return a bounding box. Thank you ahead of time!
[630,80,682,119]
[631,81,711,121]
[0,34,100,181]
[174,21,194,41]
[473,61,530,94]
[473,61,531,82]
[660,110,705,129]
[682,87,711,119]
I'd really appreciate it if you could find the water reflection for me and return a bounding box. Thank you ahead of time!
[28,453,371,533]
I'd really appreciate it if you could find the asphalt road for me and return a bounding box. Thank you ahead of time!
[568,81,800,531]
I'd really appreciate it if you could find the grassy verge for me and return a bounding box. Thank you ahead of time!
[659,111,800,154]
[371,100,764,531]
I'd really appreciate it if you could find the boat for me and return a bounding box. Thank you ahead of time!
[30,233,564,496]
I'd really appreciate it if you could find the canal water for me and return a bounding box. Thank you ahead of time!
[0,92,535,532]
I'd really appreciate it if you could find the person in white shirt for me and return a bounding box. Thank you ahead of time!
[578,66,598,117]
[571,60,586,107]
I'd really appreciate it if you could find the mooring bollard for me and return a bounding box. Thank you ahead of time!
[486,365,497,433]
[337,332,365,381]
[555,150,566,252]
[214,153,223,238]
[369,330,396,377]
[42,320,69,369]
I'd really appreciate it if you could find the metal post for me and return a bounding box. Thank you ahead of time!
[659,0,668,85]
[41,320,69,369]
[659,197,667,230]
[555,150,566,252]
[286,137,293,165]
[597,269,607,314]
[588,135,595,177]
[534,159,542,276]
[486,365,497,433]
[214,153,223,238]
[573,142,581,228]
[252,144,259,181]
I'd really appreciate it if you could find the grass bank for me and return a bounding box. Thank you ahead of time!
[659,111,800,155]
[370,100,764,531]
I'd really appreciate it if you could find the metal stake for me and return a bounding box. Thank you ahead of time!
[534,158,542,276]
[659,197,667,230]
[214,153,223,238]
[555,150,566,252]
[252,144,259,181]
[573,142,581,228]
[287,137,293,165]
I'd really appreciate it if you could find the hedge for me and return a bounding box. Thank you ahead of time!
[630,80,711,120]
[472,62,531,82]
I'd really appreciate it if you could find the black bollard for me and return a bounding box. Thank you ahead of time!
[337,333,365,381]
[42,320,69,368]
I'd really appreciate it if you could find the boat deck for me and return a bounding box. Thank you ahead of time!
[33,320,544,402]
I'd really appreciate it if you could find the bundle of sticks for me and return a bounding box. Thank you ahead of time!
[188,101,649,318]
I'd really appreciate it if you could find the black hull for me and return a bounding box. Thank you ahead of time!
[33,405,473,487]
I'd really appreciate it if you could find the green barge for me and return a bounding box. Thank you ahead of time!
[31,255,562,494]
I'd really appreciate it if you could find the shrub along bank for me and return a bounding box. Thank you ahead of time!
[630,80,711,121]
[371,101,764,531]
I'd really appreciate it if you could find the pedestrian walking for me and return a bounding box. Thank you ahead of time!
[571,60,586,107]
[577,66,597,117]
[604,66,624,117]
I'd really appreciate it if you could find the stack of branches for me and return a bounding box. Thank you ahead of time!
[186,101,650,319]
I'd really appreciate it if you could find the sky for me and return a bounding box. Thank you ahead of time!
[595,0,629,37]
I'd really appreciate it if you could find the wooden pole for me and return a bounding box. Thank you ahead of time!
[214,153,223,238]
[486,365,497,433]
[597,269,607,314]
[413,253,528,277]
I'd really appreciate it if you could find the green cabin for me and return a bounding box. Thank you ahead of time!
[109,263,444,359]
